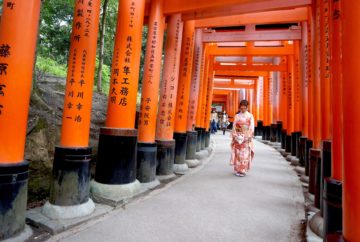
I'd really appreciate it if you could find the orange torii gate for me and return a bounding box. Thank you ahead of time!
[0,1,41,239]
[44,0,101,220]
[1,0,357,240]
[137,0,167,179]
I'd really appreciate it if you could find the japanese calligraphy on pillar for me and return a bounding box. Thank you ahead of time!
[176,28,194,122]
[0,1,16,116]
[64,0,96,124]
[281,57,287,96]
[307,20,312,88]
[304,43,309,88]
[189,46,201,124]
[269,76,273,106]
[138,20,158,127]
[323,0,330,80]
[105,0,144,129]
[0,44,10,116]
[173,21,195,134]
[158,16,182,128]
[295,49,301,103]
[288,70,293,110]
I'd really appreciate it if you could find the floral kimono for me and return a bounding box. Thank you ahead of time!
[230,111,255,174]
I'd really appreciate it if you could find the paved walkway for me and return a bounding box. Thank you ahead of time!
[49,132,305,242]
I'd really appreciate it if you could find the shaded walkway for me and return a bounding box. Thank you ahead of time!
[49,133,305,242]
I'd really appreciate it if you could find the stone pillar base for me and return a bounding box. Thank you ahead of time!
[42,199,95,220]
[186,159,201,168]
[90,180,141,206]
[140,179,161,190]
[173,163,189,175]
[2,225,32,242]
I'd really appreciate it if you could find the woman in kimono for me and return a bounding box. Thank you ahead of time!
[230,100,255,177]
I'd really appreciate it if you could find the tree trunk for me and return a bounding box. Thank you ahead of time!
[97,0,109,93]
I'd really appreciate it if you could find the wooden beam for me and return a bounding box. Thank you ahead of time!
[208,44,294,56]
[214,83,256,89]
[163,0,262,15]
[213,62,287,71]
[213,89,231,95]
[215,70,268,77]
[182,0,311,20]
[195,7,308,28]
[202,28,302,42]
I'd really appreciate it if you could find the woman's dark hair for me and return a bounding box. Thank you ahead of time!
[239,99,248,107]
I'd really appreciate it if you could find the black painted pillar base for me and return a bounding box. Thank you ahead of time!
[204,131,210,147]
[270,124,277,142]
[309,148,321,209]
[281,129,287,149]
[201,129,206,150]
[276,121,283,142]
[265,126,271,141]
[291,131,302,157]
[299,137,307,166]
[257,120,263,137]
[305,140,313,176]
[50,147,92,206]
[174,132,188,165]
[285,135,292,153]
[323,178,342,237]
[137,142,157,183]
[156,140,175,176]
[320,140,332,214]
[0,161,28,240]
[195,127,202,152]
[173,132,189,174]
[186,131,197,160]
[95,128,138,185]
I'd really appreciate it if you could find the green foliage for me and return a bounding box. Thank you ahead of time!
[99,0,118,66]
[38,0,75,64]
[35,56,67,77]
[94,58,111,95]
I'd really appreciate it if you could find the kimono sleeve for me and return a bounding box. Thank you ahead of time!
[249,113,255,136]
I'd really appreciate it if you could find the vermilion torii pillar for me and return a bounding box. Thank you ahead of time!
[301,22,309,139]
[287,54,295,135]
[198,47,210,150]
[203,59,214,148]
[0,1,41,239]
[268,74,273,127]
[92,0,145,201]
[137,0,165,177]
[279,57,288,132]
[195,44,208,151]
[293,41,302,134]
[342,0,359,240]
[173,20,195,170]
[330,0,342,182]
[313,0,322,149]
[257,76,264,126]
[42,0,100,220]
[262,73,270,140]
[185,28,203,167]
[307,6,315,144]
[320,0,332,142]
[155,14,183,176]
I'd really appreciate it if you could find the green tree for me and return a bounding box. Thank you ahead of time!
[38,0,74,64]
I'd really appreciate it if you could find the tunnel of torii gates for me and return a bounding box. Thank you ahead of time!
[0,0,360,241]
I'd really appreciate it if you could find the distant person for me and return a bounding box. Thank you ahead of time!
[210,110,218,134]
[229,100,254,177]
[221,111,229,135]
